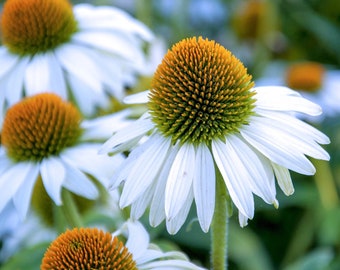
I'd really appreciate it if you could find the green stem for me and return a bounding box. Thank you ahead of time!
[313,159,338,208]
[211,169,230,270]
[60,189,83,228]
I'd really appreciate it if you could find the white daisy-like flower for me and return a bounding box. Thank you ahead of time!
[0,0,154,116]
[256,61,340,122]
[100,37,330,234]
[41,220,205,270]
[0,93,131,220]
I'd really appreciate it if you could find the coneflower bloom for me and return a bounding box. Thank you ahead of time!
[41,220,205,270]
[0,93,130,219]
[0,0,153,116]
[100,37,330,234]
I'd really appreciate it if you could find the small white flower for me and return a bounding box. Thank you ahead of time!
[0,0,154,116]
[101,37,330,234]
[0,93,131,220]
[41,220,205,270]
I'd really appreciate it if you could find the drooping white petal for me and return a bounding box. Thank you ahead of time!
[212,139,254,219]
[0,47,20,78]
[55,44,102,92]
[74,4,154,41]
[193,144,215,233]
[140,259,205,270]
[72,31,140,62]
[254,86,322,116]
[0,162,36,214]
[227,135,277,205]
[109,139,150,190]
[123,90,150,104]
[251,114,329,160]
[165,143,196,219]
[61,144,125,188]
[256,109,330,145]
[149,145,179,227]
[13,163,40,219]
[40,157,66,205]
[124,221,149,261]
[79,50,125,98]
[24,54,51,96]
[45,52,67,99]
[272,162,294,196]
[241,116,317,175]
[99,113,154,154]
[238,212,249,228]
[130,183,155,220]
[166,189,194,235]
[4,56,30,106]
[61,159,99,200]
[81,109,132,141]
[66,73,108,116]
[120,134,171,208]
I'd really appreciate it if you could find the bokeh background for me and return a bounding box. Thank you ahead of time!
[1,0,340,269]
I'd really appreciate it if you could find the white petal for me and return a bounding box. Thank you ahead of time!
[66,73,108,116]
[72,31,139,61]
[212,139,254,219]
[140,260,205,270]
[40,157,66,205]
[81,109,132,141]
[24,54,51,96]
[45,52,67,99]
[256,109,330,145]
[272,162,294,195]
[241,116,319,175]
[125,221,149,261]
[193,144,215,232]
[227,135,277,205]
[61,144,124,188]
[61,159,98,200]
[130,183,155,220]
[165,143,195,219]
[238,212,249,228]
[254,86,322,116]
[166,189,194,235]
[5,56,30,106]
[55,44,102,92]
[109,140,150,190]
[99,113,154,154]
[13,164,40,219]
[0,162,36,213]
[123,90,150,104]
[120,134,171,207]
[149,145,180,227]
[0,47,20,77]
[74,4,154,41]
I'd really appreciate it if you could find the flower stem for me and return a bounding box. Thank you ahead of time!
[313,159,338,208]
[211,169,231,270]
[60,189,83,228]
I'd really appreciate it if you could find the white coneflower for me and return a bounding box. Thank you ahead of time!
[41,220,205,270]
[0,93,130,219]
[0,0,153,116]
[101,37,330,234]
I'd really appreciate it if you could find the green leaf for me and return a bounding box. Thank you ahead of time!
[1,242,50,270]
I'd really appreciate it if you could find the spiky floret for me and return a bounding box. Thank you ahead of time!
[1,93,82,162]
[149,36,255,145]
[41,228,137,270]
[1,0,78,55]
